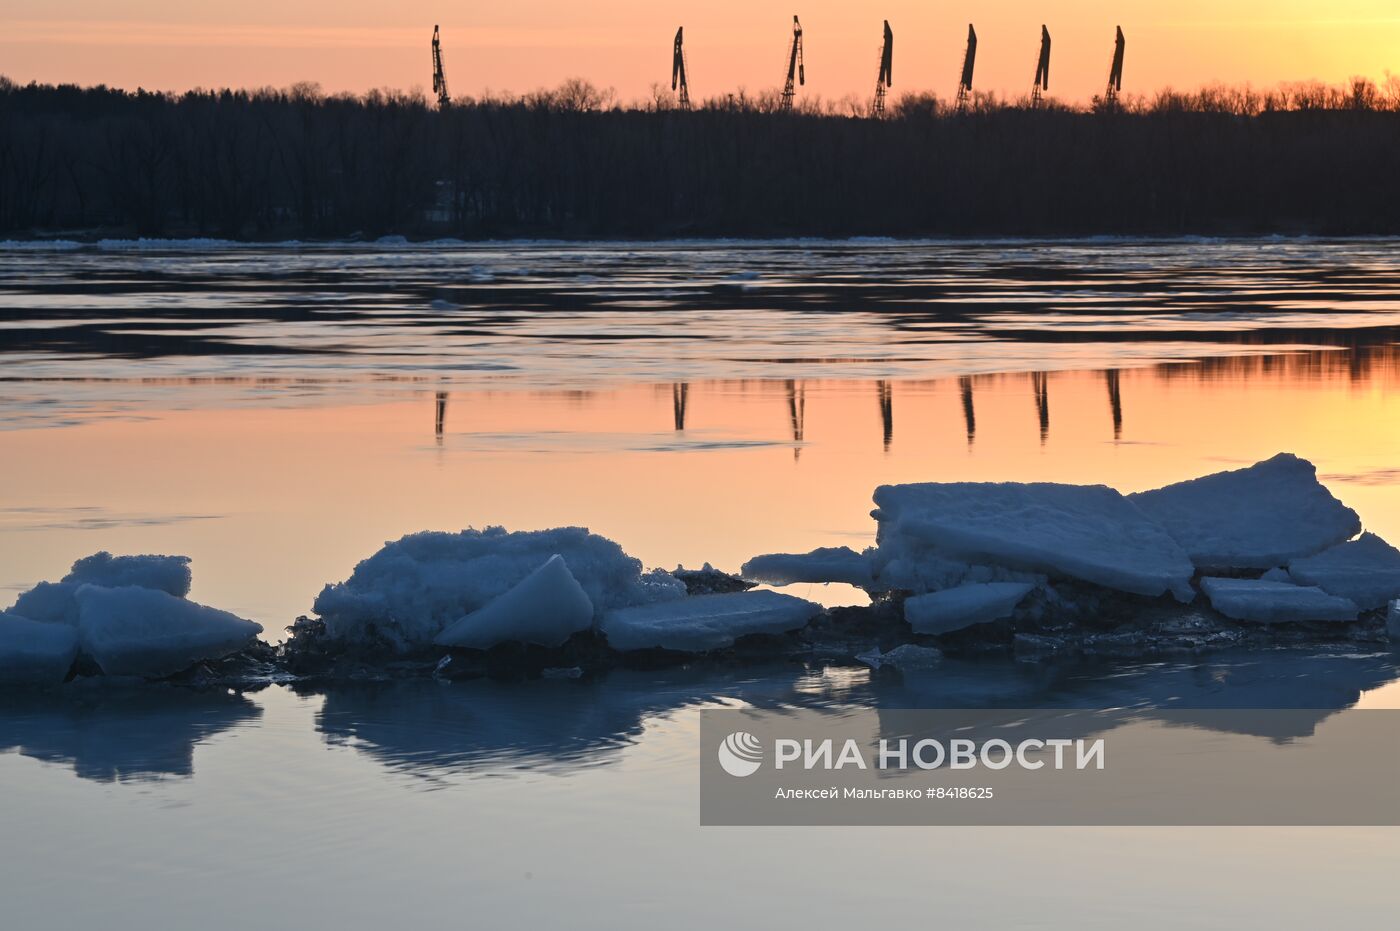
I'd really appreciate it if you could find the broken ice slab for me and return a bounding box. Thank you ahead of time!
[873,480,1194,601]
[740,546,874,586]
[434,554,594,650]
[600,590,821,653]
[0,612,80,686]
[903,581,1035,635]
[313,526,686,649]
[1199,577,1359,624]
[1286,532,1400,611]
[75,585,264,678]
[1130,453,1360,569]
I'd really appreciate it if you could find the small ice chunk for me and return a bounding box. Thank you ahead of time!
[601,590,821,652]
[75,585,264,678]
[0,613,80,686]
[64,552,191,597]
[1260,567,1291,583]
[740,547,873,586]
[9,552,193,626]
[1130,454,1360,569]
[855,643,943,669]
[903,582,1035,635]
[1286,532,1400,610]
[873,481,1194,600]
[434,555,594,650]
[314,527,685,648]
[1199,577,1358,624]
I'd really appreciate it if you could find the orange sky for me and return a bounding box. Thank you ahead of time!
[3,1,1399,103]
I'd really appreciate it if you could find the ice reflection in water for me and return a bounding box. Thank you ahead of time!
[3,649,1394,787]
[308,649,1400,784]
[0,687,261,783]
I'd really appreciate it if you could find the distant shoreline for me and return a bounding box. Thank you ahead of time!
[6,233,1400,250]
[4,78,1400,241]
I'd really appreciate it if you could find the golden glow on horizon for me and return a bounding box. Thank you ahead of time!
[3,1,1400,103]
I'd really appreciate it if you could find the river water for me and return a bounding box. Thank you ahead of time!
[2,239,1399,928]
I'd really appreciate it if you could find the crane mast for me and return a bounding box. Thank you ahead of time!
[672,27,691,109]
[431,25,450,109]
[1104,26,1125,107]
[956,24,977,113]
[872,20,893,116]
[1032,25,1051,107]
[781,16,804,112]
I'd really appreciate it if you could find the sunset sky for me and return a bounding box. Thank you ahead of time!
[3,1,1399,103]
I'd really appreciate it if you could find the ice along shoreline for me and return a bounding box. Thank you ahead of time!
[3,453,1400,690]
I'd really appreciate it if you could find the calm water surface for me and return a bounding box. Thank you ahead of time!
[3,239,1400,928]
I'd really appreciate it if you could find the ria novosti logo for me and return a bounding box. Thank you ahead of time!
[717,731,764,777]
[715,729,1108,777]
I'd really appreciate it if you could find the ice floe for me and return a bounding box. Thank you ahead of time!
[600,590,821,653]
[10,552,192,626]
[75,585,263,678]
[873,481,1195,601]
[903,582,1036,635]
[1198,577,1358,624]
[1130,453,1360,569]
[313,527,686,648]
[9,452,1399,686]
[434,555,594,650]
[740,547,874,586]
[1286,532,1400,610]
[0,613,80,686]
[4,552,269,682]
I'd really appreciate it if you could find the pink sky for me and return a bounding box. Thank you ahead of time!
[3,1,1399,103]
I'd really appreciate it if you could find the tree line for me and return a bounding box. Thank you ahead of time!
[2,75,1399,239]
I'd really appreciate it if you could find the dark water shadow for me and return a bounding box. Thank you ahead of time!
[0,686,262,783]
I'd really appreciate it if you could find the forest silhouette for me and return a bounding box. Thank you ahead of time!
[2,76,1399,239]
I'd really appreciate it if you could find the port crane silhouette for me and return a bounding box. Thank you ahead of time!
[1032,26,1051,106]
[872,21,893,116]
[781,16,805,112]
[431,25,450,109]
[956,25,977,113]
[672,27,691,110]
[426,19,1135,114]
[1104,26,1126,107]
